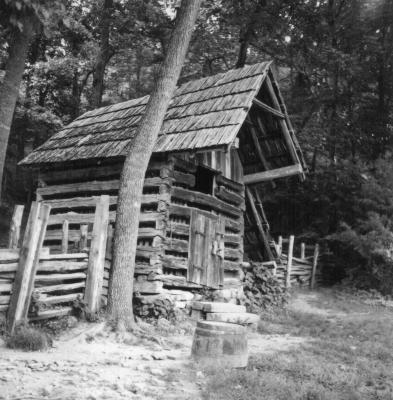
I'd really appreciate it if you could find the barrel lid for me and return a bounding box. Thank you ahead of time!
[196,320,246,334]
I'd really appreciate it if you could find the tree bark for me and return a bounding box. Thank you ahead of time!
[108,0,201,331]
[90,0,114,109]
[0,15,37,200]
[235,0,266,68]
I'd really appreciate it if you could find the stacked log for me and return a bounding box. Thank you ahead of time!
[243,262,288,313]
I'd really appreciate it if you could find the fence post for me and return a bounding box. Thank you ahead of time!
[300,242,305,259]
[285,235,294,288]
[7,203,51,333]
[61,220,69,254]
[277,235,283,257]
[310,244,320,290]
[84,195,109,315]
[8,205,24,249]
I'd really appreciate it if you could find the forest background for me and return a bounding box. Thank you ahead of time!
[1,0,393,294]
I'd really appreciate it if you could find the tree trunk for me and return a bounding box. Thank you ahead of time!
[90,0,114,109]
[0,16,36,200]
[108,0,202,331]
[235,0,266,68]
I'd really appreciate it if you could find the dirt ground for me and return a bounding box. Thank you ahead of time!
[1,289,379,400]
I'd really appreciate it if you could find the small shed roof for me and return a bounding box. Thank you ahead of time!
[21,62,275,166]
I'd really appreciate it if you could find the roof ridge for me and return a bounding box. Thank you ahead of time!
[76,62,271,122]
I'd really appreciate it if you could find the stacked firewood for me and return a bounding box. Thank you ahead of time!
[242,262,288,313]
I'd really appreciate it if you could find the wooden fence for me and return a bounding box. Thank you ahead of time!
[262,235,320,288]
[1,196,110,332]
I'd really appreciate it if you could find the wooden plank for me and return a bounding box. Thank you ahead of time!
[170,156,197,173]
[79,224,88,251]
[166,222,190,237]
[0,295,10,305]
[0,283,13,292]
[214,186,244,207]
[225,218,241,233]
[36,293,82,305]
[253,98,285,118]
[8,205,24,249]
[245,187,274,261]
[216,174,244,194]
[38,260,87,272]
[310,244,320,290]
[300,243,306,260]
[84,195,109,314]
[34,281,85,293]
[173,170,195,187]
[247,122,272,176]
[171,187,241,218]
[264,76,303,170]
[165,238,189,253]
[0,305,8,312]
[162,255,188,271]
[277,236,283,257]
[244,164,303,184]
[35,272,87,282]
[7,203,47,332]
[45,196,117,210]
[0,263,18,273]
[61,220,69,253]
[0,249,20,263]
[286,235,294,288]
[48,211,117,226]
[39,252,88,261]
[37,180,120,197]
[29,307,72,321]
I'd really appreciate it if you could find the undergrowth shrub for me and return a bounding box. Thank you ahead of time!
[6,325,52,351]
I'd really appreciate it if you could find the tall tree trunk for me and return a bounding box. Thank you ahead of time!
[108,0,201,331]
[0,15,36,200]
[90,0,114,109]
[235,0,266,68]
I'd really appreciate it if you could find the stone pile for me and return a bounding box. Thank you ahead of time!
[133,290,195,319]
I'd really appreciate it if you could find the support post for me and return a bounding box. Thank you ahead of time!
[7,203,51,332]
[310,244,320,290]
[300,242,305,259]
[8,205,24,249]
[285,235,294,288]
[84,195,109,314]
[61,220,69,254]
[277,236,283,257]
[245,187,274,261]
[79,224,88,252]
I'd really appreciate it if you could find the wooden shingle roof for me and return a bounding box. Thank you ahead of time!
[20,62,272,166]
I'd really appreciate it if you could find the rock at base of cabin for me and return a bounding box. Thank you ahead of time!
[191,320,248,368]
[133,289,197,319]
[205,312,259,326]
[191,301,246,314]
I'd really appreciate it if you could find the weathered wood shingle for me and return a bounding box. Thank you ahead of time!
[21,62,271,165]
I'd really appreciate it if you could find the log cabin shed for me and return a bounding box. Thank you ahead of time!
[20,61,306,304]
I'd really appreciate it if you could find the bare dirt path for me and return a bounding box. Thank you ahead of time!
[0,291,341,400]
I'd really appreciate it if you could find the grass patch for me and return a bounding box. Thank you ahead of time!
[6,326,51,351]
[202,289,393,400]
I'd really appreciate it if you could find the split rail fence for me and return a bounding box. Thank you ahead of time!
[261,235,320,288]
[1,196,111,332]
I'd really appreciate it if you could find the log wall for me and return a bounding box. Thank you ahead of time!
[35,154,246,300]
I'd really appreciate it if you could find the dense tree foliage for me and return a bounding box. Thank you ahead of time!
[1,0,393,291]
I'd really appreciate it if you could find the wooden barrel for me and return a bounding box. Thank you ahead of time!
[191,320,248,368]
